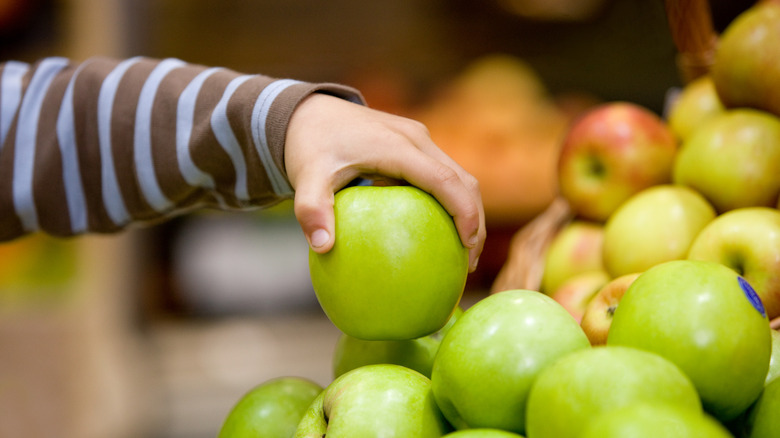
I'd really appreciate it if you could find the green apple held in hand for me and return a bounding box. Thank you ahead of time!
[218,377,322,438]
[557,102,678,222]
[540,220,605,295]
[332,307,462,379]
[673,109,780,213]
[712,2,780,118]
[602,185,716,277]
[549,270,610,323]
[667,75,725,142]
[431,289,590,434]
[294,364,450,438]
[580,272,640,345]
[580,402,732,438]
[687,207,780,320]
[607,260,772,421]
[309,186,468,340]
[525,345,702,438]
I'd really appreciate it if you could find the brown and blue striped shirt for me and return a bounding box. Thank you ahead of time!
[0,57,363,241]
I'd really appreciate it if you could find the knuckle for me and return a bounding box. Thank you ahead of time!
[464,173,481,194]
[433,165,461,186]
[293,195,320,221]
[395,117,430,139]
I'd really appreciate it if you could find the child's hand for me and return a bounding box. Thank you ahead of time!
[285,93,485,272]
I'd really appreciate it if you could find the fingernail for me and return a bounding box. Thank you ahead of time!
[470,256,479,271]
[468,232,479,248]
[310,229,330,249]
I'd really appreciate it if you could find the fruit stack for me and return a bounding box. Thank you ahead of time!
[216,3,780,437]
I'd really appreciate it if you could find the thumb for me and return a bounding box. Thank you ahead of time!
[293,179,336,254]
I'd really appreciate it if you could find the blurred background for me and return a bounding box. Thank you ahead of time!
[0,0,756,437]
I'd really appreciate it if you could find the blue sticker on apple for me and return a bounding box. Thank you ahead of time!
[738,276,766,318]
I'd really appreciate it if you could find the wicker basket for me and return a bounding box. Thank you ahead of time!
[490,197,572,293]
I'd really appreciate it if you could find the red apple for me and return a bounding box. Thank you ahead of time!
[557,102,678,222]
[580,273,641,345]
[549,270,610,323]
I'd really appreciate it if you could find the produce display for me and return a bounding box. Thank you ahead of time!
[217,3,780,437]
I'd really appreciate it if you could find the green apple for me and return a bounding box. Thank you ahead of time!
[580,272,641,345]
[667,75,726,142]
[218,376,322,438]
[549,270,610,323]
[711,2,780,118]
[580,402,732,438]
[431,289,590,434]
[294,364,450,437]
[540,220,605,295]
[607,260,772,421]
[309,185,468,340]
[673,109,780,213]
[525,345,702,438]
[743,377,780,438]
[767,329,780,385]
[687,207,780,320]
[602,185,716,278]
[557,102,678,222]
[443,430,524,438]
[332,307,462,379]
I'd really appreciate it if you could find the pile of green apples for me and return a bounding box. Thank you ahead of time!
[216,3,780,438]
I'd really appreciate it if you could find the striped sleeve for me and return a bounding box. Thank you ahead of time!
[0,57,364,241]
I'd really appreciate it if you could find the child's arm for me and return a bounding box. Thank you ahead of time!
[0,57,484,270]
